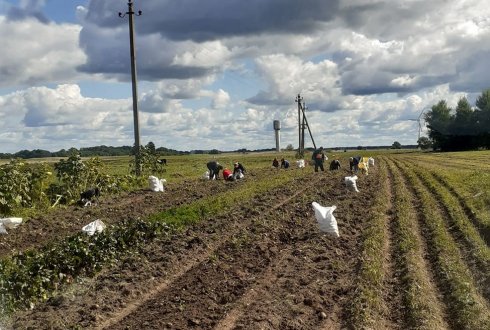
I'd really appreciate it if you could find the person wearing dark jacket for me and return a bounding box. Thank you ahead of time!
[233,162,246,180]
[207,161,223,180]
[329,159,341,170]
[311,147,326,172]
[349,156,361,173]
[280,158,290,169]
[272,158,279,168]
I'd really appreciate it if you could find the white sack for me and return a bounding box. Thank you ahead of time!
[368,157,375,166]
[0,223,7,235]
[312,202,339,237]
[296,159,305,168]
[149,175,165,192]
[0,217,23,229]
[82,219,106,236]
[344,175,360,192]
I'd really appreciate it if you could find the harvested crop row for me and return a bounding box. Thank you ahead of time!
[399,154,490,171]
[347,157,402,329]
[429,172,490,245]
[398,159,490,301]
[399,157,490,245]
[385,158,448,329]
[396,161,490,330]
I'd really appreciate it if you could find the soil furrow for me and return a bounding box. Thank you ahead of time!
[104,177,327,329]
[228,173,379,330]
[97,176,318,330]
[394,159,490,329]
[398,160,490,302]
[380,158,405,329]
[9,172,321,329]
[389,158,450,329]
[428,170,490,246]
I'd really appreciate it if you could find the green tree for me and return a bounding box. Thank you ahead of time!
[425,100,453,150]
[449,97,476,150]
[391,141,402,149]
[475,89,490,147]
[417,136,432,150]
[285,144,294,151]
[146,141,156,155]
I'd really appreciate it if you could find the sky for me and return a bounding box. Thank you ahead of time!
[0,0,489,153]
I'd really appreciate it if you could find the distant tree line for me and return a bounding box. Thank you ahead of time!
[0,144,187,160]
[425,88,490,151]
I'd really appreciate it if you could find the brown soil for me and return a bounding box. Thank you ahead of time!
[5,167,380,329]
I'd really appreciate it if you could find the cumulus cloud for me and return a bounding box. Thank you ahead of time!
[210,89,230,109]
[0,84,133,151]
[0,16,86,88]
[1,0,490,153]
[247,54,341,111]
[77,0,490,98]
[6,0,49,23]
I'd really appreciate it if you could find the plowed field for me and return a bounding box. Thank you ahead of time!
[2,153,490,330]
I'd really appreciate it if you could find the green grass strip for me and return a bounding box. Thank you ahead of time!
[348,158,390,328]
[388,159,445,329]
[399,155,490,232]
[397,160,490,330]
[409,165,490,292]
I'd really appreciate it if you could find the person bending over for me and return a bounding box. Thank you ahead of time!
[207,161,223,180]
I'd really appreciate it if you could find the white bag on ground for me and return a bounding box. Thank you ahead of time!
[0,223,7,235]
[202,171,210,180]
[296,159,305,168]
[149,175,165,192]
[0,217,23,229]
[312,202,339,237]
[82,219,106,236]
[368,157,375,166]
[345,175,360,192]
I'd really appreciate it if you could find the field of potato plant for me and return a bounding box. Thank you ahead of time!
[0,150,489,329]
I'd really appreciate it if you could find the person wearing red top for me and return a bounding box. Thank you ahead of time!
[222,168,233,181]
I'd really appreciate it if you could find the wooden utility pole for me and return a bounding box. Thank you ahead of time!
[295,94,317,157]
[119,1,142,175]
[295,94,304,157]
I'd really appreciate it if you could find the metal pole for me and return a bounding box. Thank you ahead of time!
[301,114,305,153]
[120,1,142,176]
[300,104,317,149]
[295,94,303,157]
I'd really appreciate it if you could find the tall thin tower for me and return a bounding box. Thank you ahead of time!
[273,120,281,152]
